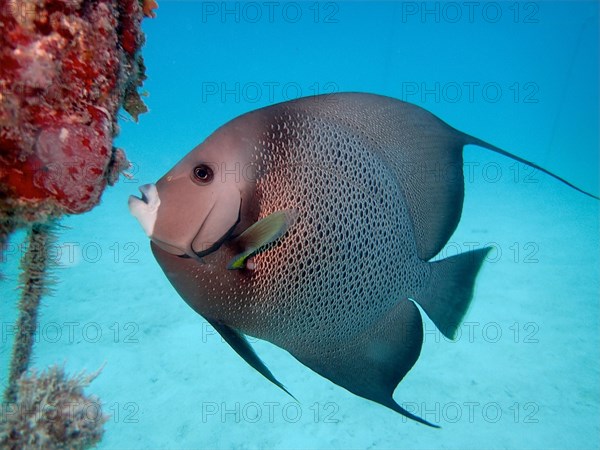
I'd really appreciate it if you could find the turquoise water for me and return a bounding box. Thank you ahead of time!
[2,1,599,448]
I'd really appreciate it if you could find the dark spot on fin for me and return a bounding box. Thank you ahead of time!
[290,299,437,426]
[415,247,491,339]
[205,318,296,400]
[227,209,298,270]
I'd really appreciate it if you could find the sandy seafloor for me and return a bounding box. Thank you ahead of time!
[1,1,599,449]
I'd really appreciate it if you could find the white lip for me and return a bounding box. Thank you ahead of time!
[128,184,161,237]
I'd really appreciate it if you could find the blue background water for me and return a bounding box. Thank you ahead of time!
[1,1,599,448]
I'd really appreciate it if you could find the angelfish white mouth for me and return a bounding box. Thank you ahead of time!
[128,183,161,237]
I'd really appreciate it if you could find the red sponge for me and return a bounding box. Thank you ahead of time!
[0,0,150,228]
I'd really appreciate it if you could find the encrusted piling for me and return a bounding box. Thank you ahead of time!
[4,223,55,404]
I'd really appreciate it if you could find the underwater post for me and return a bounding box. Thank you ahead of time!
[0,0,156,447]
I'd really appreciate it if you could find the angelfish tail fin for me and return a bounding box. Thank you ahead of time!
[414,248,491,339]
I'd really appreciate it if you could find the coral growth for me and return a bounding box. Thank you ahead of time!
[0,365,108,450]
[4,223,56,404]
[142,0,159,18]
[0,3,156,447]
[0,0,152,238]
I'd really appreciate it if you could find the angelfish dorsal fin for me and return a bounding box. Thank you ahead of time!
[205,318,295,399]
[227,209,297,270]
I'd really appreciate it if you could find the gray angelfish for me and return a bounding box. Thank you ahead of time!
[129,93,597,427]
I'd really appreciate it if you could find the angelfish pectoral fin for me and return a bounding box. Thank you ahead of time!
[227,209,298,270]
[206,318,296,400]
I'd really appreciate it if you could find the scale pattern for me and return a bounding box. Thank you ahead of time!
[240,103,431,355]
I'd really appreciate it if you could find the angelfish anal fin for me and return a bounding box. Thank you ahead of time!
[205,318,296,400]
[227,209,297,270]
[290,299,439,427]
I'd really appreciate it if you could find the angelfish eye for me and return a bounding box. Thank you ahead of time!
[193,164,214,184]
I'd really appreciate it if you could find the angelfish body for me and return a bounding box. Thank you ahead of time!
[129,93,594,427]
